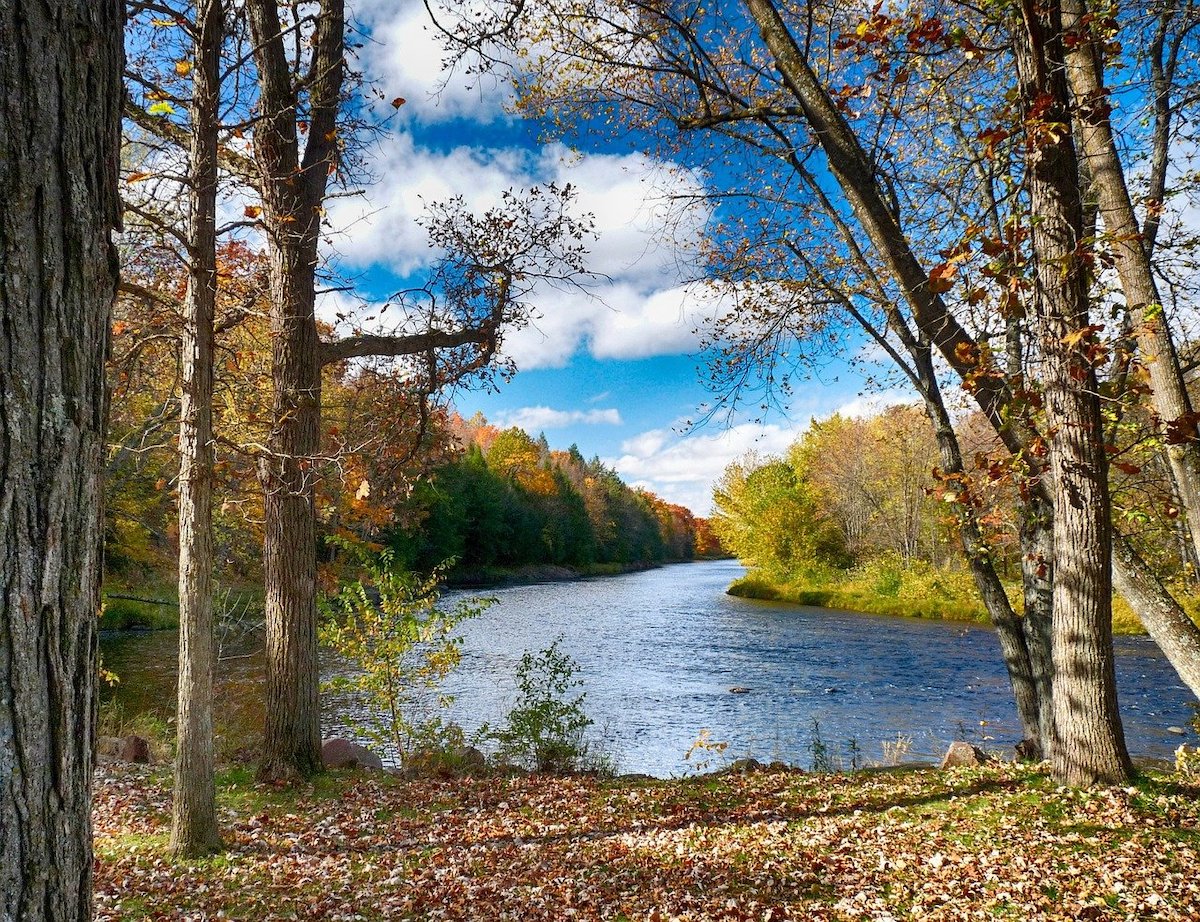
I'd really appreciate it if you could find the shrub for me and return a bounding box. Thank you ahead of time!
[319,542,491,766]
[484,637,607,773]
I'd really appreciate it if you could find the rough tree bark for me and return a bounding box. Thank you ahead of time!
[0,0,123,917]
[1010,0,1132,784]
[245,0,563,781]
[1059,0,1200,701]
[245,0,343,782]
[172,0,225,855]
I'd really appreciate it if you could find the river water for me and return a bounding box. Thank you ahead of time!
[100,559,1197,776]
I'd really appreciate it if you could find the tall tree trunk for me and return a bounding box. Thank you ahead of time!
[1011,0,1131,785]
[1058,0,1200,701]
[0,0,122,917]
[247,0,344,782]
[1062,0,1200,562]
[921,388,1046,752]
[256,251,324,782]
[172,0,224,855]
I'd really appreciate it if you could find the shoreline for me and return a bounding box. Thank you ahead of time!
[727,571,1156,636]
[443,556,732,590]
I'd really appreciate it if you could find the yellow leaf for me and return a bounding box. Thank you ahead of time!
[355,479,371,501]
[175,60,193,77]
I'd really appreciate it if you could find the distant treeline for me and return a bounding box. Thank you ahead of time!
[387,416,722,575]
[104,336,721,590]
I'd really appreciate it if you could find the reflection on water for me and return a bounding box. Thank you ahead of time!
[101,559,1197,776]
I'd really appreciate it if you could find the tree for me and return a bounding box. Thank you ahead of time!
[171,0,225,855]
[712,454,849,579]
[244,0,593,780]
[0,0,122,917]
[1007,0,1131,783]
[1058,0,1200,700]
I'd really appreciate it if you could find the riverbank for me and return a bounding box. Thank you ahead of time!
[727,570,1174,636]
[94,758,1199,920]
[444,559,662,588]
[99,559,721,631]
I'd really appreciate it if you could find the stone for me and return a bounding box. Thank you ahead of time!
[725,757,764,774]
[117,734,152,764]
[451,745,487,774]
[940,741,990,769]
[1167,726,1188,736]
[96,736,122,758]
[321,737,383,770]
[728,686,751,694]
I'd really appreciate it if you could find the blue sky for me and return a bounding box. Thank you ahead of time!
[318,0,903,514]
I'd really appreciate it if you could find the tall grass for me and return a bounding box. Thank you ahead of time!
[728,555,1197,636]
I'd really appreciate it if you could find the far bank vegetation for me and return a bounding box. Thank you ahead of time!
[715,403,1194,635]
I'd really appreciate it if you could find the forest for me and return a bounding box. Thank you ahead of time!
[5,0,1200,919]
[712,402,1198,632]
[108,295,721,600]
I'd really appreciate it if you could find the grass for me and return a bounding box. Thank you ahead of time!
[99,576,266,632]
[100,584,180,631]
[93,759,1200,920]
[730,564,1200,637]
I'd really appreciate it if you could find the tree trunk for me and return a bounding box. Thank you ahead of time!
[1011,0,1132,785]
[0,0,122,917]
[1017,496,1056,760]
[1062,0,1200,565]
[246,0,344,782]
[922,392,1045,751]
[1112,536,1200,697]
[172,0,224,855]
[746,0,1051,751]
[256,250,324,782]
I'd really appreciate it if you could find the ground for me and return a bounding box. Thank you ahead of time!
[94,760,1200,920]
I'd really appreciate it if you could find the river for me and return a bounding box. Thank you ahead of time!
[100,559,1197,776]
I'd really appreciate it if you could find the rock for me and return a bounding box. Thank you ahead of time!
[726,757,764,774]
[321,737,383,770]
[823,687,840,694]
[940,741,990,769]
[729,686,751,694]
[96,736,122,758]
[1167,726,1188,736]
[117,734,152,764]
[450,745,487,774]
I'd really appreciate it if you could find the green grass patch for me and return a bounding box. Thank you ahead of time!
[100,588,180,631]
[730,563,1200,635]
[727,572,992,625]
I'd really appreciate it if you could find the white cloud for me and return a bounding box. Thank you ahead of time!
[833,389,920,419]
[349,0,513,123]
[324,134,718,369]
[494,405,623,430]
[325,133,535,275]
[607,422,803,515]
